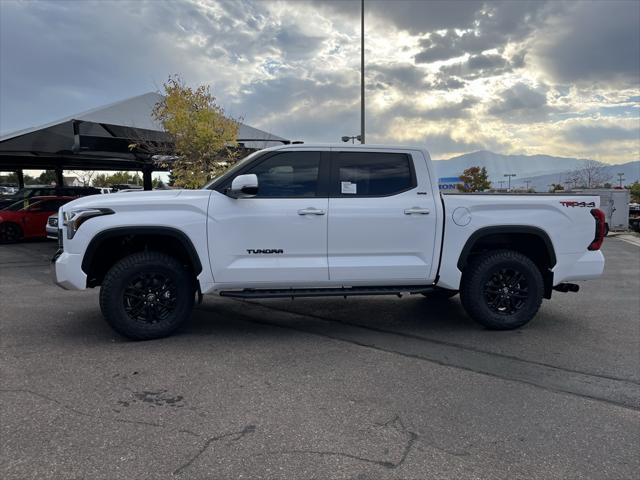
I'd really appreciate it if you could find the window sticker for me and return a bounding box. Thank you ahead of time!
[341,181,357,194]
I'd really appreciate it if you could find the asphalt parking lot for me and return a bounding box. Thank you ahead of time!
[1,239,639,479]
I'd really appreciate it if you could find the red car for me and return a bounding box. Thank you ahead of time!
[0,196,75,243]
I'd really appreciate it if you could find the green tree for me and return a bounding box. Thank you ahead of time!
[548,183,564,192]
[630,181,640,203]
[458,166,491,192]
[167,170,176,187]
[92,171,141,187]
[38,170,57,185]
[149,75,239,188]
[92,173,110,187]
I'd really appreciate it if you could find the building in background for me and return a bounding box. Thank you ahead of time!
[438,176,461,192]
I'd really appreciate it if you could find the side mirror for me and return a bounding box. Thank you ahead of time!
[230,174,259,198]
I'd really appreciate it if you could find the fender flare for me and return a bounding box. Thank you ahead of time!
[457,225,557,271]
[81,226,202,275]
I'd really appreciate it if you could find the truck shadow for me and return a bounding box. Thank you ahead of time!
[190,296,480,337]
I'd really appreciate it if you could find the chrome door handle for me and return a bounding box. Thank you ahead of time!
[298,208,326,215]
[404,207,430,215]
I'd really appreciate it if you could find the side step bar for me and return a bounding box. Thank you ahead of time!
[219,285,434,299]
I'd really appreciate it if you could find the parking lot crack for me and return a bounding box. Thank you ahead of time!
[173,425,256,475]
[0,388,163,428]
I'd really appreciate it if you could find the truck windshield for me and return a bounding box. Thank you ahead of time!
[204,150,263,190]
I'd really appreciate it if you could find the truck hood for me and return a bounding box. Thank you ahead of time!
[61,190,185,211]
[62,190,211,211]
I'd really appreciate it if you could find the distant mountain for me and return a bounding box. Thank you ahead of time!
[432,150,639,191]
[433,150,590,179]
[517,161,640,192]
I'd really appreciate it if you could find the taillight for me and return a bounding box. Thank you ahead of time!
[588,208,606,251]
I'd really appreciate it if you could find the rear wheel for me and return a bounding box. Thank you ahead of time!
[0,223,23,243]
[460,250,543,330]
[100,251,195,340]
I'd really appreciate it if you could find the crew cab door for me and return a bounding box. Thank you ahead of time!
[328,149,438,283]
[208,150,330,285]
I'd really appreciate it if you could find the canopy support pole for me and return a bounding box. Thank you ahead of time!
[55,166,64,187]
[143,166,152,191]
[16,169,24,189]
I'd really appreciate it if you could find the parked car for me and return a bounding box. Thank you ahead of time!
[0,196,75,243]
[46,214,59,240]
[52,144,606,340]
[0,185,100,210]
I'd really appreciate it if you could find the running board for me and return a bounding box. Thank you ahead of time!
[219,285,434,299]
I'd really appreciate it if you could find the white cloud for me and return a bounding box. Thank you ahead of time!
[0,0,638,163]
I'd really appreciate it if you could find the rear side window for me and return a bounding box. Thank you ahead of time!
[333,152,415,197]
[244,151,321,198]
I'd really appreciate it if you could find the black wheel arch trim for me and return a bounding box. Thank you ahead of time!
[81,226,203,276]
[457,226,557,271]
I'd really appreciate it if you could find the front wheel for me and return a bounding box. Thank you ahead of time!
[460,250,543,330]
[100,251,195,340]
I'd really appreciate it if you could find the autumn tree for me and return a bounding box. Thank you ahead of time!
[458,166,491,192]
[149,76,240,188]
[567,160,611,189]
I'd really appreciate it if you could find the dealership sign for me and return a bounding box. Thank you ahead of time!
[438,176,462,191]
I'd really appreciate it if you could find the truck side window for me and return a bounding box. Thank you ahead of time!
[334,152,415,196]
[245,151,321,198]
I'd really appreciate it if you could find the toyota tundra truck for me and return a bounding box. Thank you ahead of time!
[51,144,606,340]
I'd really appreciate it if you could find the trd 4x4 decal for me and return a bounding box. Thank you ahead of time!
[560,200,596,208]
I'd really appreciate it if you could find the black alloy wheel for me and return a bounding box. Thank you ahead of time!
[482,268,529,315]
[123,272,178,324]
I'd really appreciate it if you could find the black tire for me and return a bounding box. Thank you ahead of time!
[0,222,23,244]
[460,250,543,330]
[99,251,195,340]
[422,288,458,300]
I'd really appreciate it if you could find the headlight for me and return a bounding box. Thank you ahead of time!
[63,208,114,239]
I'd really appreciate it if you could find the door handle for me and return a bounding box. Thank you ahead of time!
[404,207,430,215]
[298,208,326,216]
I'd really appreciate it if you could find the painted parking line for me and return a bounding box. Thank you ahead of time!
[613,235,640,247]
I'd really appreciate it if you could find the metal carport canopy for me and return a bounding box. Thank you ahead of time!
[0,92,289,189]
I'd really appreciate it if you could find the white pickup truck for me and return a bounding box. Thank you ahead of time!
[52,144,606,340]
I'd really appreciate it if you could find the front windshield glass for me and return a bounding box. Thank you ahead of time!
[203,150,263,190]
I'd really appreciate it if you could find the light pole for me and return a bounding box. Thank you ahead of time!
[617,173,625,188]
[504,173,516,192]
[342,135,362,144]
[360,0,365,144]
[524,180,531,191]
[498,180,506,190]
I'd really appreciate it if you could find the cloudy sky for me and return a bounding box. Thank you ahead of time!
[1,0,639,163]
